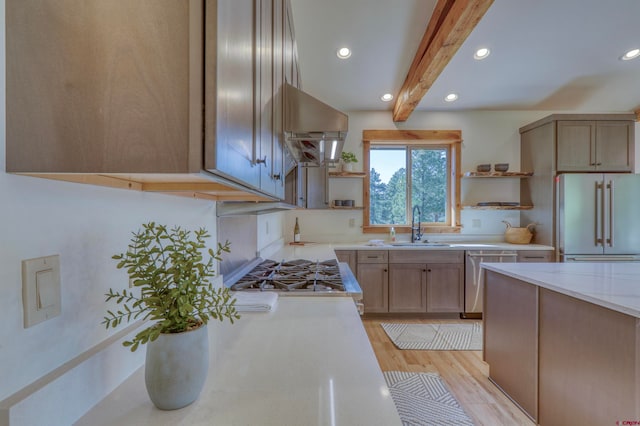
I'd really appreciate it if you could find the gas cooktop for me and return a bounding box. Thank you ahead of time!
[229,258,344,292]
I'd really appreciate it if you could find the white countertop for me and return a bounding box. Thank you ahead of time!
[76,297,402,426]
[482,262,640,318]
[262,242,554,261]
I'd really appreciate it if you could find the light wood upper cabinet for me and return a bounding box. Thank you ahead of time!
[211,0,260,188]
[7,0,196,174]
[6,0,297,201]
[594,121,634,172]
[556,120,634,172]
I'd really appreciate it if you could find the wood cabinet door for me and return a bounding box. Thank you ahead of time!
[283,1,295,86]
[271,0,285,199]
[256,0,276,195]
[7,0,198,173]
[388,264,427,313]
[595,121,634,172]
[209,0,260,188]
[556,121,596,171]
[426,264,463,312]
[357,263,388,313]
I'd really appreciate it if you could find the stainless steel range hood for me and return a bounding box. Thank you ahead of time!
[284,83,348,164]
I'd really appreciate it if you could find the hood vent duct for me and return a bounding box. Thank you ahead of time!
[284,83,348,165]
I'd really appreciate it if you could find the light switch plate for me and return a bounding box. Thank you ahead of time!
[22,255,61,328]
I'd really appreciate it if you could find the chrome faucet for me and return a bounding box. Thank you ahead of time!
[411,206,423,243]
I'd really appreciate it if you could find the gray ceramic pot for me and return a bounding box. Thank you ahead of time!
[144,324,209,410]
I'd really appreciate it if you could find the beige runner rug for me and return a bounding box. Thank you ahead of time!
[381,322,482,350]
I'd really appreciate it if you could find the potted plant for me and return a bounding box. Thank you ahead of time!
[103,222,239,410]
[341,151,358,172]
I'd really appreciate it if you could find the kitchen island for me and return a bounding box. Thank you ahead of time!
[76,297,402,425]
[482,262,640,425]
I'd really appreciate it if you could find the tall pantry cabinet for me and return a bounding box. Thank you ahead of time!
[7,0,299,201]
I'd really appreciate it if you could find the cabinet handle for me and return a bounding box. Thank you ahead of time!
[273,174,281,181]
[384,269,388,272]
[427,269,431,272]
[423,269,427,272]
[596,162,602,166]
[255,156,267,165]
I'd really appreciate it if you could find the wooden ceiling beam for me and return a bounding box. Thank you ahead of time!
[393,0,494,122]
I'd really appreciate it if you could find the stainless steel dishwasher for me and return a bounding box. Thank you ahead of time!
[464,250,517,317]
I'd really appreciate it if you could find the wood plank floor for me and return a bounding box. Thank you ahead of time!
[362,317,536,426]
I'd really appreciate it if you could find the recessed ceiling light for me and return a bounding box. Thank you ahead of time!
[474,47,490,60]
[444,93,458,102]
[337,47,351,59]
[621,48,640,61]
[381,93,393,102]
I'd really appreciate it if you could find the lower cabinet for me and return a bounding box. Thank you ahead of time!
[334,250,357,275]
[426,263,464,312]
[357,263,388,313]
[358,250,463,314]
[356,250,389,313]
[388,264,426,313]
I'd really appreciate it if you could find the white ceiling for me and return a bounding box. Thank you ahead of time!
[290,0,640,115]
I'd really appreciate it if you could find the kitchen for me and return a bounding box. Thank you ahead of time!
[1,0,640,425]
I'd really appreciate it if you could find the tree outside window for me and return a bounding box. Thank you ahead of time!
[369,146,448,226]
[362,130,461,234]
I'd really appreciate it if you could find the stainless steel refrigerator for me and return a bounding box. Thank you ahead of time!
[557,173,640,261]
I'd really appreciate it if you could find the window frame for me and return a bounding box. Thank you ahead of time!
[362,129,462,234]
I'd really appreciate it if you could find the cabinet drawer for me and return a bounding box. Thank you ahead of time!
[357,250,388,264]
[389,250,463,264]
[517,250,554,262]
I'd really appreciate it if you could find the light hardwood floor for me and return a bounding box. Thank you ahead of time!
[362,318,536,426]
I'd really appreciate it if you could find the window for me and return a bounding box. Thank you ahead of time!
[362,130,461,234]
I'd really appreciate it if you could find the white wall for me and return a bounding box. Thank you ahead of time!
[287,110,557,242]
[0,0,220,417]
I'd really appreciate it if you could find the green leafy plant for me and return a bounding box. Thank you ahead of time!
[341,151,358,163]
[103,222,239,352]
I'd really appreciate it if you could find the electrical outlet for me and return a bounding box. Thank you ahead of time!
[129,278,135,288]
[472,219,481,228]
[348,218,355,228]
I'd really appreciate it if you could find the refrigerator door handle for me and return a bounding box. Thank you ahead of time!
[595,181,603,246]
[608,180,614,247]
